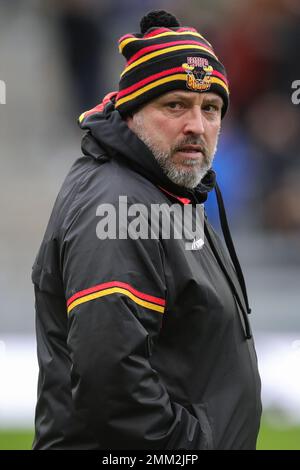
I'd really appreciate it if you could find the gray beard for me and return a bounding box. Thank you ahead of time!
[132,120,216,189]
[149,141,212,189]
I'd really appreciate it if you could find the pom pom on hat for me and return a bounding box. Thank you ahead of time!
[140,10,180,34]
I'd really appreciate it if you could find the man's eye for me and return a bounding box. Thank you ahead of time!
[204,104,220,113]
[166,102,184,110]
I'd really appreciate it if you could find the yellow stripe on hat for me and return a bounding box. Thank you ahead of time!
[116,74,229,108]
[211,77,229,95]
[67,287,165,315]
[119,30,207,53]
[116,74,186,107]
[120,45,218,78]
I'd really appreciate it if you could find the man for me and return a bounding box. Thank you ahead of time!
[32,10,262,450]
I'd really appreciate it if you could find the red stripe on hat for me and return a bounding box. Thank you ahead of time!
[212,70,228,87]
[144,27,173,38]
[67,280,166,307]
[117,66,184,100]
[177,27,198,33]
[144,27,199,38]
[118,33,135,44]
[127,40,215,66]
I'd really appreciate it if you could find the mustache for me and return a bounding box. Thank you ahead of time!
[172,136,208,158]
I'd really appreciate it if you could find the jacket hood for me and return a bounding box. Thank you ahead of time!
[78,93,216,203]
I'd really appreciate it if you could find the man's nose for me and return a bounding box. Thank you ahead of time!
[183,106,205,135]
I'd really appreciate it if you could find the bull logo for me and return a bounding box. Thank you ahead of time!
[182,63,213,92]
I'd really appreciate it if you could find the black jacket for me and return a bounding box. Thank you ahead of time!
[32,98,262,450]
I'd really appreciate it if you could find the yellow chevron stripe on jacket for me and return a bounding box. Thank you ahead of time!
[67,287,165,315]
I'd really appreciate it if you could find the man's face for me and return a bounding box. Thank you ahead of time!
[126,90,222,189]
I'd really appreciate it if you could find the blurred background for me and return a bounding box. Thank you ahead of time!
[0,0,299,450]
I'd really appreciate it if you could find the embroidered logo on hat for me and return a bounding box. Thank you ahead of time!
[182,57,213,92]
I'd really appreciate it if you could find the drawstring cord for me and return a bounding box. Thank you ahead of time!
[214,182,252,315]
[204,181,252,339]
[204,224,252,339]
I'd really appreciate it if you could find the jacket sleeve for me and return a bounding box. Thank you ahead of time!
[62,200,206,450]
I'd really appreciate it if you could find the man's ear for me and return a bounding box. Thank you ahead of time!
[125,114,132,123]
[125,112,135,130]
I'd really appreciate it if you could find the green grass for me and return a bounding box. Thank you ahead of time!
[0,430,34,450]
[257,422,300,450]
[0,422,299,450]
